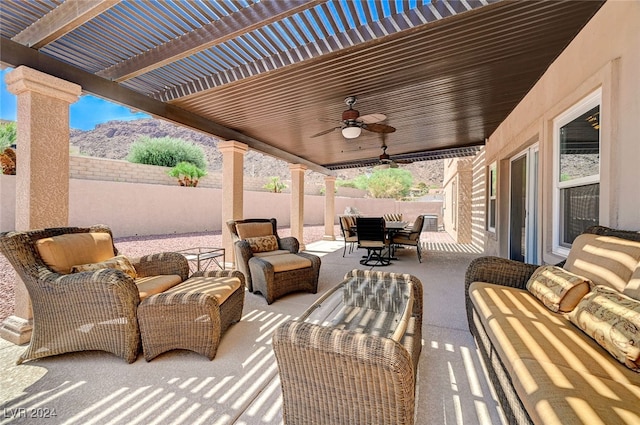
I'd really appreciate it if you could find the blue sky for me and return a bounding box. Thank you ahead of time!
[0,68,150,130]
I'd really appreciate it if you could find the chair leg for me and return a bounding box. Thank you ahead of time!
[417,242,422,263]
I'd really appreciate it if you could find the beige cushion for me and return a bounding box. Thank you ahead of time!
[36,232,115,274]
[470,282,640,381]
[167,275,241,305]
[470,281,640,424]
[568,285,640,371]
[245,235,279,253]
[71,255,137,279]
[236,222,273,240]
[565,234,640,292]
[526,265,591,312]
[259,253,312,273]
[623,262,640,300]
[254,249,290,258]
[135,275,183,300]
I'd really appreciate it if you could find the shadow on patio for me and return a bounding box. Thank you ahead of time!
[0,231,502,425]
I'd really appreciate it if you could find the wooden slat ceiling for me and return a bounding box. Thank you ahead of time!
[0,0,604,174]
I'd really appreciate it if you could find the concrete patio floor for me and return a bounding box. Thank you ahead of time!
[0,233,505,425]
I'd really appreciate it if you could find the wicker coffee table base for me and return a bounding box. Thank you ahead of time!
[138,272,244,361]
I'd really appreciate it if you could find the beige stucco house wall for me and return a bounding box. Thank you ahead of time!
[482,0,640,263]
[443,157,474,243]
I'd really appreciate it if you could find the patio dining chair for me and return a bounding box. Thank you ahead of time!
[339,215,358,257]
[356,217,391,267]
[391,215,424,262]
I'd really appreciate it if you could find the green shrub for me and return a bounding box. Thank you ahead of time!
[354,168,413,199]
[168,161,207,187]
[0,122,17,150]
[127,136,207,169]
[263,176,287,193]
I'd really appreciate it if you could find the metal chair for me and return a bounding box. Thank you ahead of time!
[339,215,358,257]
[356,217,391,267]
[392,215,425,262]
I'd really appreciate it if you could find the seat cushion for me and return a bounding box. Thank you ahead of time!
[135,275,183,300]
[253,249,290,258]
[470,281,640,424]
[36,232,115,274]
[166,275,242,305]
[565,234,640,292]
[259,253,312,273]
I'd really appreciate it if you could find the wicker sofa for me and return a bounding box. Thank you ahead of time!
[465,226,640,425]
[0,225,189,364]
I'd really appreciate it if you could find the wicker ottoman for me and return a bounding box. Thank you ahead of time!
[138,270,245,361]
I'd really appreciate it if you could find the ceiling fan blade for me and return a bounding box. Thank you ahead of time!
[310,127,340,138]
[358,113,386,124]
[363,123,396,133]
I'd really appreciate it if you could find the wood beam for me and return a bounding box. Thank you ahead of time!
[0,38,333,176]
[12,0,120,49]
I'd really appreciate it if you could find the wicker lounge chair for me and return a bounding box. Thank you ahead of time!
[227,218,320,304]
[0,225,189,364]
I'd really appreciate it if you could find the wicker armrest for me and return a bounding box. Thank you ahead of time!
[131,252,189,280]
[42,268,139,300]
[191,269,246,289]
[465,256,539,291]
[279,236,299,253]
[464,256,539,327]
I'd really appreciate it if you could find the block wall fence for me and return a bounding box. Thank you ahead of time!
[1,156,443,238]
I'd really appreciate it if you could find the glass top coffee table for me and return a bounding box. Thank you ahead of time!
[298,271,414,342]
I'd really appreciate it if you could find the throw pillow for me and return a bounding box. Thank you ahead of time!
[568,285,640,372]
[245,235,279,253]
[526,265,592,312]
[71,255,138,279]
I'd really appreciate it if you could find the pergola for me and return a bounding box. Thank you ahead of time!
[0,0,604,342]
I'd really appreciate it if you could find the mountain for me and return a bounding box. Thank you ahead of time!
[69,119,444,187]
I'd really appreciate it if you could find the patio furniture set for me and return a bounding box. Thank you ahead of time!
[339,214,425,265]
[0,218,427,423]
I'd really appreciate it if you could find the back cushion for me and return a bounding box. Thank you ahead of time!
[36,232,116,274]
[236,222,274,240]
[565,234,640,292]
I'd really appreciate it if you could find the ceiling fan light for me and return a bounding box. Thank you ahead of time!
[342,126,361,139]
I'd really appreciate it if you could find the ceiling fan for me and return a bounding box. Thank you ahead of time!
[375,135,412,168]
[310,96,396,139]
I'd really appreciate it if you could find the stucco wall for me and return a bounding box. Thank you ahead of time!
[443,157,474,243]
[483,1,640,263]
[0,174,442,237]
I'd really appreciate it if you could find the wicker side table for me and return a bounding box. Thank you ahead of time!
[138,270,245,361]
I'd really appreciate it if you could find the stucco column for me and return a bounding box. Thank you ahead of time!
[219,140,248,265]
[289,164,306,250]
[2,66,81,345]
[323,175,336,240]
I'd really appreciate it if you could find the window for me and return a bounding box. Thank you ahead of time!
[553,90,601,254]
[487,162,497,232]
